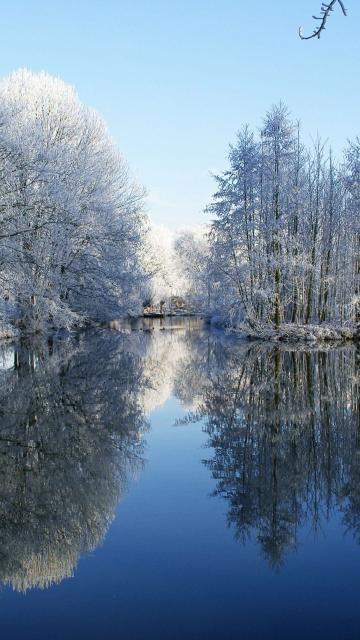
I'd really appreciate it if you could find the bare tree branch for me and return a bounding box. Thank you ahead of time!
[299,0,347,40]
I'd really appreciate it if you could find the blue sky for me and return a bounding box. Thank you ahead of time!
[0,0,359,227]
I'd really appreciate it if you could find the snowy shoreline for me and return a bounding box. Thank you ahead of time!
[0,318,357,347]
[227,323,357,344]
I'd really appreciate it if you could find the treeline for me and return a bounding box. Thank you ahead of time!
[1,73,359,340]
[184,104,360,336]
[0,69,148,337]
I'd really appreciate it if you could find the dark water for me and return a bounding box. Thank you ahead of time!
[0,319,359,639]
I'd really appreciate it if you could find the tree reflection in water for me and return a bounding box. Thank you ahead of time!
[0,332,147,592]
[0,323,359,589]
[176,335,360,568]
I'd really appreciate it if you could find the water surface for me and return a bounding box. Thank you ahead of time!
[0,319,359,639]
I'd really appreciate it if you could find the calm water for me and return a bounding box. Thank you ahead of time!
[0,319,359,639]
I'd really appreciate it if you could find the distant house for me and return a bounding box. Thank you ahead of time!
[143,295,194,317]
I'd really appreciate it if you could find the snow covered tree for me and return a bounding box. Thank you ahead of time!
[0,69,148,335]
[205,125,261,326]
[344,139,360,338]
[205,103,358,337]
[145,223,185,308]
[174,226,210,310]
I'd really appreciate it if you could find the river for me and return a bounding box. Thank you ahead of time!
[0,318,359,639]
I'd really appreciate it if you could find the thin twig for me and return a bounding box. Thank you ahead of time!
[299,0,347,40]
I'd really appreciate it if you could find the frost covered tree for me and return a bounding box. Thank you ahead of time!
[144,223,208,312]
[205,103,358,337]
[0,69,148,335]
[205,125,261,326]
[344,140,360,337]
[174,226,210,309]
[145,223,185,307]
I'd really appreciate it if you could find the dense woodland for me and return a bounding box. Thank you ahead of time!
[0,71,359,340]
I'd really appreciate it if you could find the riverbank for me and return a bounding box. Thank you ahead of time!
[229,323,356,343]
[0,315,357,346]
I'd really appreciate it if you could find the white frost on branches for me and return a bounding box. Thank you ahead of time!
[200,104,359,336]
[0,69,148,334]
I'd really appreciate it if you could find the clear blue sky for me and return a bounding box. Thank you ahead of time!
[0,0,359,227]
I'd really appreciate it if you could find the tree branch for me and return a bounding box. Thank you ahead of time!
[299,0,347,40]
